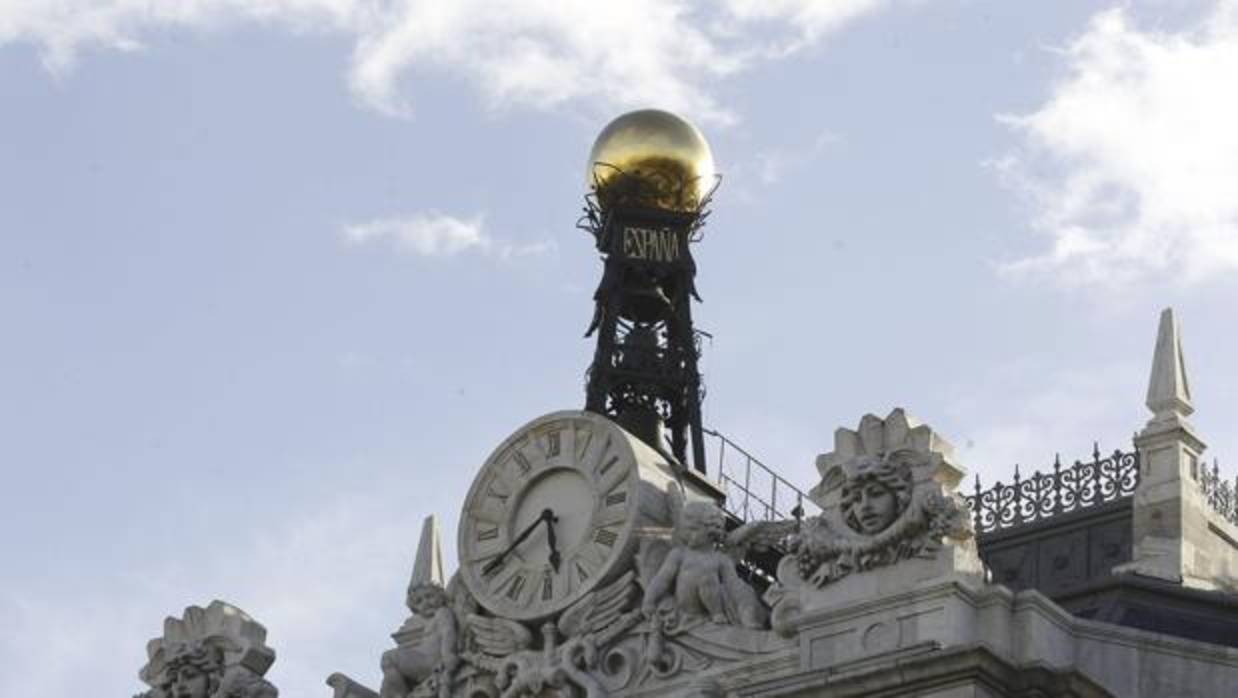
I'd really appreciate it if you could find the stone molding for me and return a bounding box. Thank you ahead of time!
[736,643,1115,698]
[774,577,1238,698]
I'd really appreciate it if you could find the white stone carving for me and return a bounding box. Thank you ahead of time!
[136,601,277,698]
[456,411,712,624]
[640,484,795,631]
[462,571,643,697]
[1119,307,1238,592]
[791,411,972,586]
[381,517,469,698]
[1146,307,1194,428]
[768,409,982,635]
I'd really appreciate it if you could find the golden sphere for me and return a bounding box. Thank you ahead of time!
[587,109,716,213]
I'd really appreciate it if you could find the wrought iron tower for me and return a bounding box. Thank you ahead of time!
[579,109,716,474]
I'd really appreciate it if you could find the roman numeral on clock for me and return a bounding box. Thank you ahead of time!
[506,574,526,600]
[513,451,532,475]
[477,526,499,541]
[541,572,554,601]
[546,431,561,458]
[594,527,618,547]
[575,561,590,583]
[598,455,619,477]
[575,429,594,461]
[605,490,626,506]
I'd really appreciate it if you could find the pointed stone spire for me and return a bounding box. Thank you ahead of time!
[408,515,445,591]
[1120,307,1229,591]
[1145,307,1194,426]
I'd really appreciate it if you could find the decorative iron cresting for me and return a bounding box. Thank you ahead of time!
[1200,460,1238,527]
[966,445,1140,535]
[577,163,718,243]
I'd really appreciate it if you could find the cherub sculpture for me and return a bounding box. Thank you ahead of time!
[380,516,468,698]
[380,580,460,698]
[641,488,795,629]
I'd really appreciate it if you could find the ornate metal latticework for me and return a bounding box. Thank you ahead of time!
[578,168,718,473]
[965,445,1141,534]
[579,166,717,243]
[589,162,719,218]
[1200,460,1238,527]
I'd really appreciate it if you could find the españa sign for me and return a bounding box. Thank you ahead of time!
[620,225,682,264]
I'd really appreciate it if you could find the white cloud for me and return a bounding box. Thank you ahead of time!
[723,0,890,54]
[343,211,489,256]
[342,211,556,261]
[0,0,903,123]
[754,129,841,185]
[997,2,1238,287]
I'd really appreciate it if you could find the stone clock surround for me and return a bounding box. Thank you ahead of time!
[456,410,716,622]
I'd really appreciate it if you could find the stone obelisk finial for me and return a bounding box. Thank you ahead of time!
[1119,307,1230,590]
[408,515,445,591]
[1145,307,1194,428]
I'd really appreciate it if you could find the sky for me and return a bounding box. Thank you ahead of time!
[3,0,1238,695]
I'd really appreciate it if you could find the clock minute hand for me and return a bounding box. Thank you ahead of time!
[482,509,554,576]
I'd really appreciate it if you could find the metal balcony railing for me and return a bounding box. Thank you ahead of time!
[702,427,820,523]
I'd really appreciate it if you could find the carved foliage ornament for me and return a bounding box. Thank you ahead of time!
[136,601,277,698]
[386,504,792,696]
[788,450,972,587]
[786,410,974,589]
[398,411,796,697]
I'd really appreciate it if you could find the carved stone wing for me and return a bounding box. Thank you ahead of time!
[557,570,638,639]
[636,535,673,589]
[465,614,533,657]
[724,519,799,558]
[448,574,478,622]
[667,484,686,531]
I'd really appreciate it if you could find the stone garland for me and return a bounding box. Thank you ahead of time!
[787,489,973,588]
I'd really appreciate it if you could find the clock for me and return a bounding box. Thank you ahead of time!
[458,410,693,622]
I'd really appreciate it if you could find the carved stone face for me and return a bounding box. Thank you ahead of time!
[840,456,913,535]
[406,584,447,617]
[170,664,211,698]
[850,481,898,534]
[680,502,725,549]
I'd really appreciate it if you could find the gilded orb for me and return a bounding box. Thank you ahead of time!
[587,109,716,213]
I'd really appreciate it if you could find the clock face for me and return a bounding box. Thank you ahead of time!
[458,411,640,621]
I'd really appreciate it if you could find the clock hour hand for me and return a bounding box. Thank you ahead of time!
[546,513,561,573]
[482,508,554,576]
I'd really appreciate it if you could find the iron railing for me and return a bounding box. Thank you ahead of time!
[1201,460,1238,527]
[702,428,819,523]
[965,445,1140,535]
